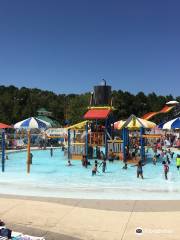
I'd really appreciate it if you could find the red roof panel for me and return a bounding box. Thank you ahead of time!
[0,123,12,129]
[83,109,111,120]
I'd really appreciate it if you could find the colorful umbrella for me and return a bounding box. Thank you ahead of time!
[14,117,50,129]
[162,117,180,130]
[14,117,50,174]
[114,116,156,130]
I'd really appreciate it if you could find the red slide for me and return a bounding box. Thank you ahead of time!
[142,105,175,120]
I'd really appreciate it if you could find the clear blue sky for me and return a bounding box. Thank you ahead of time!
[0,0,179,96]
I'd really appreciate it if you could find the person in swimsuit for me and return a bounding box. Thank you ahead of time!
[162,160,169,180]
[132,160,145,179]
[99,159,107,173]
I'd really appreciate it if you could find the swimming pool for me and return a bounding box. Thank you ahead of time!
[0,149,180,200]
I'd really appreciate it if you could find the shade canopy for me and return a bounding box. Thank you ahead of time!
[162,117,180,130]
[14,117,51,129]
[115,115,156,130]
[0,123,12,129]
[166,100,179,105]
[84,109,111,120]
[66,121,89,130]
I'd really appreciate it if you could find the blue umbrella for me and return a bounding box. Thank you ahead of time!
[158,122,166,129]
[14,117,50,129]
[14,117,50,173]
[162,117,180,130]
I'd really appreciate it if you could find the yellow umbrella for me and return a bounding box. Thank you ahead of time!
[126,117,156,129]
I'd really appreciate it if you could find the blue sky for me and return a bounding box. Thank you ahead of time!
[0,0,179,96]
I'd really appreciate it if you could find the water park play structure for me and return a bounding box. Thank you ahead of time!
[67,80,123,160]
[66,81,164,163]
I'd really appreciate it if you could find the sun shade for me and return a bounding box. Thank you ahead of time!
[84,109,111,120]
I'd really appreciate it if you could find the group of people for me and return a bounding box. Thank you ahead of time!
[155,134,180,149]
[151,147,180,180]
[90,146,179,180]
[81,154,107,175]
[92,159,107,175]
[152,148,174,165]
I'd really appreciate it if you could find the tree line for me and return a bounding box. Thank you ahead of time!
[0,85,179,125]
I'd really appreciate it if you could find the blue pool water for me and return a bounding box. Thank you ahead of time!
[0,149,180,200]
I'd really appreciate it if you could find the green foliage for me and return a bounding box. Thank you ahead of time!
[0,85,179,125]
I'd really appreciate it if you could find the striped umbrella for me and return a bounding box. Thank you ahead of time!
[158,122,165,129]
[14,117,50,173]
[14,117,50,129]
[162,117,180,130]
[114,117,156,130]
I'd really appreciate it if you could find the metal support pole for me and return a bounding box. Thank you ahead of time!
[68,129,71,159]
[27,130,31,173]
[105,120,108,159]
[126,129,129,147]
[122,128,126,162]
[1,130,5,172]
[85,122,88,158]
[140,127,145,161]
[73,130,76,143]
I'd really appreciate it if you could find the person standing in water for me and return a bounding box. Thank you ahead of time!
[67,159,72,166]
[50,145,53,157]
[92,165,97,176]
[153,154,157,165]
[162,160,169,180]
[132,160,145,179]
[94,159,98,168]
[100,159,107,173]
[30,152,33,164]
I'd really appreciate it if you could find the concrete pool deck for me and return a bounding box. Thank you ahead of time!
[0,195,180,240]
